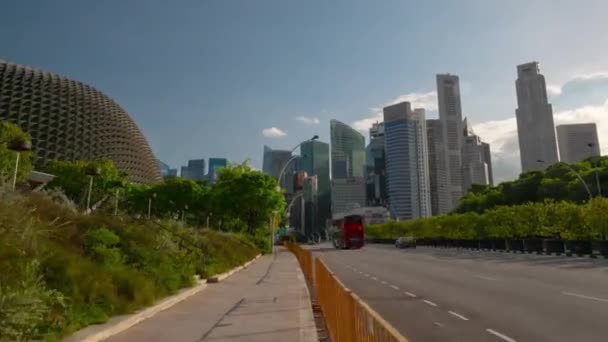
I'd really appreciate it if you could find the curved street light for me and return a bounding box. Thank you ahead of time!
[277,135,319,191]
[537,159,592,200]
[8,138,32,191]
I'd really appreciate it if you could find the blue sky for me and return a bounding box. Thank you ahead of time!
[3,0,608,182]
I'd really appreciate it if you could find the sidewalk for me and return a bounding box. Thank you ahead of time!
[106,247,318,342]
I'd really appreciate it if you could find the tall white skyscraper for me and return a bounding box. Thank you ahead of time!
[383,101,431,220]
[436,74,464,209]
[515,62,559,172]
[556,123,600,163]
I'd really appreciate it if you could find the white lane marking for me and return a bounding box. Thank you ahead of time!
[390,285,400,290]
[475,275,497,281]
[433,322,444,327]
[423,300,438,307]
[562,291,608,303]
[486,329,517,342]
[371,277,378,281]
[405,292,417,298]
[364,273,370,277]
[448,311,469,321]
[380,280,387,285]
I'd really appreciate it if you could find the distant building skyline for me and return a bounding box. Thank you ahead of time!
[208,158,228,183]
[556,123,600,163]
[515,61,559,172]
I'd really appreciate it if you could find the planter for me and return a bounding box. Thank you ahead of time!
[543,239,565,255]
[491,239,506,251]
[479,239,492,250]
[565,240,593,256]
[507,239,524,252]
[524,239,543,254]
[597,240,608,257]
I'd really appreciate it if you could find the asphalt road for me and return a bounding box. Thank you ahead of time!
[314,244,608,342]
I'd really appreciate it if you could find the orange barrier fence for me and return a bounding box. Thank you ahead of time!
[285,242,408,342]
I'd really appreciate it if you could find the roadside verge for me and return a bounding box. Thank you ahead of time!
[65,254,262,342]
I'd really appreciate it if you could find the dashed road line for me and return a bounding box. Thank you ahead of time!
[364,273,370,277]
[448,311,469,321]
[562,291,608,303]
[474,275,497,281]
[380,280,387,285]
[433,322,444,327]
[405,292,417,298]
[390,285,400,290]
[423,300,438,307]
[371,276,378,281]
[486,329,517,342]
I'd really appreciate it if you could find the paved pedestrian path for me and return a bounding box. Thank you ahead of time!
[107,247,317,342]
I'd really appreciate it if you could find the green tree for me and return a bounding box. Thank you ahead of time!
[0,121,33,183]
[210,162,285,234]
[46,159,127,207]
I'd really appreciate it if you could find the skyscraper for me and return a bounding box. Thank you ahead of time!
[262,145,292,184]
[461,118,493,191]
[208,158,228,183]
[383,102,431,220]
[437,74,464,209]
[300,140,330,233]
[366,122,387,206]
[556,123,600,163]
[426,119,450,216]
[183,159,206,181]
[330,120,366,215]
[515,62,559,172]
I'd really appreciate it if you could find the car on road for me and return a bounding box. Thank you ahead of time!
[395,236,416,249]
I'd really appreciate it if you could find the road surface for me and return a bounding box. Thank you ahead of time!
[315,244,608,342]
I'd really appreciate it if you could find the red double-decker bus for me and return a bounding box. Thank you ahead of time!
[331,214,365,249]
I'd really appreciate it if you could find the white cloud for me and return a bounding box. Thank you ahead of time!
[546,84,563,97]
[352,91,438,133]
[262,127,287,138]
[295,116,320,125]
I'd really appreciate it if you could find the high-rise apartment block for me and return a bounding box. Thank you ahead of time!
[556,123,600,163]
[330,119,366,215]
[515,62,559,172]
[263,145,292,186]
[383,102,431,220]
[181,159,206,181]
[437,74,465,208]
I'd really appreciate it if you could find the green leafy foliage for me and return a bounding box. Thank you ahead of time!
[455,157,608,213]
[0,189,259,340]
[368,199,608,241]
[0,120,33,183]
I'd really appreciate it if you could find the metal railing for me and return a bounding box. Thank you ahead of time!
[285,242,408,342]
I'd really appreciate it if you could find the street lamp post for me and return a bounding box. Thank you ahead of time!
[147,193,157,219]
[85,166,101,212]
[276,135,319,191]
[537,159,592,200]
[7,138,32,191]
[588,143,602,197]
[206,212,212,229]
[271,210,278,254]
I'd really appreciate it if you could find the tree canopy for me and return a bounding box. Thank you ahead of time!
[455,157,608,214]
